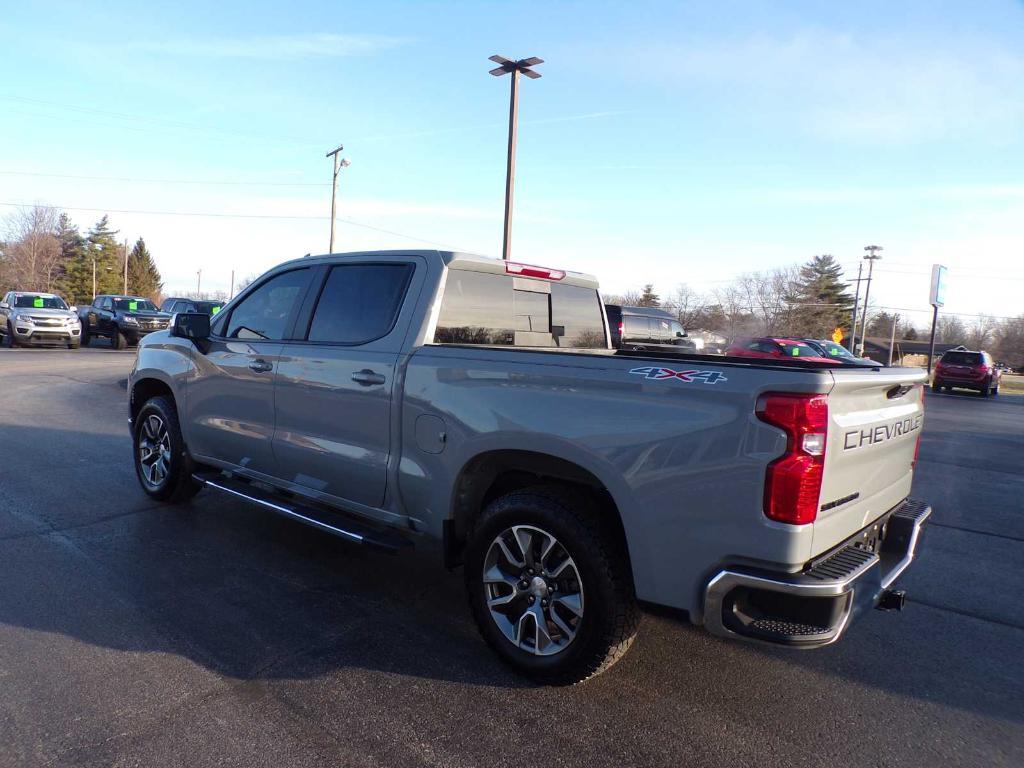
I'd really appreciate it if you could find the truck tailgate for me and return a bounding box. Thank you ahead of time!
[812,368,928,556]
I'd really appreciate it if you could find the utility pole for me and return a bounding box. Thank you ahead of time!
[229,270,235,299]
[325,144,350,253]
[92,259,96,300]
[488,55,543,260]
[196,269,202,296]
[858,245,883,356]
[123,238,129,295]
[848,261,864,353]
[888,313,899,366]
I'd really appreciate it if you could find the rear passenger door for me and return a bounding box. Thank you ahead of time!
[271,258,421,510]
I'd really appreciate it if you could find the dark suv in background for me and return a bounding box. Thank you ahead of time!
[605,305,697,353]
[159,297,225,316]
[933,349,1001,396]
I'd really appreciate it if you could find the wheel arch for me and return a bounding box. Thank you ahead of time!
[129,376,177,424]
[446,449,632,574]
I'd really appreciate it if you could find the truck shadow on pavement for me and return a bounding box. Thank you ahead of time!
[0,423,1021,737]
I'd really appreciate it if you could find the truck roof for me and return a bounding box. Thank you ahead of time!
[282,250,600,290]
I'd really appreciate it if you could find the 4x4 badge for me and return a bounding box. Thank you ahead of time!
[629,367,728,384]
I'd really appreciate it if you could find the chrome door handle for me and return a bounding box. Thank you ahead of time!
[351,369,386,386]
[248,359,273,373]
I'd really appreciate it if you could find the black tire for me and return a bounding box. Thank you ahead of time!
[464,485,640,685]
[80,326,90,347]
[132,395,202,502]
[112,330,128,350]
[2,322,14,348]
[931,381,941,392]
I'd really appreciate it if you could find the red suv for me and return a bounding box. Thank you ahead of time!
[726,337,833,362]
[933,349,1001,396]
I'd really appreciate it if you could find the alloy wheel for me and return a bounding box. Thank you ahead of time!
[138,414,172,489]
[482,525,584,656]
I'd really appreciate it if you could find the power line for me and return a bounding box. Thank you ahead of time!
[0,169,329,187]
[0,200,472,253]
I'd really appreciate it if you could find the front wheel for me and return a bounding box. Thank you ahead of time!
[133,395,201,502]
[464,486,640,685]
[80,326,90,346]
[112,330,128,350]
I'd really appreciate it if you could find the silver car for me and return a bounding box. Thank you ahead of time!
[0,292,82,348]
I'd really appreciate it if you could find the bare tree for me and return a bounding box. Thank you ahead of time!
[664,284,707,328]
[936,315,968,344]
[965,314,997,350]
[2,206,61,291]
[601,289,643,306]
[993,315,1024,368]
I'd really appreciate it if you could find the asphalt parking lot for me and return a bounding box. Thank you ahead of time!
[0,347,1021,768]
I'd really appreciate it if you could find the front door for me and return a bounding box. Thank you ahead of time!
[186,267,313,475]
[272,260,418,509]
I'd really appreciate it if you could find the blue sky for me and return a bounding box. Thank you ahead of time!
[1,0,1022,326]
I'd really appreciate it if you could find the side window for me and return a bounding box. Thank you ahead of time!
[306,263,412,344]
[224,268,310,340]
[623,316,649,339]
[102,298,113,311]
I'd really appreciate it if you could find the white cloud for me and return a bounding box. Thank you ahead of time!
[135,33,404,60]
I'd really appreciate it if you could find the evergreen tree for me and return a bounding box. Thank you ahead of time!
[127,237,163,300]
[638,284,660,307]
[785,255,855,338]
[58,215,123,304]
[54,213,86,301]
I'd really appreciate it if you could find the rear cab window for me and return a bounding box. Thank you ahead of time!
[434,269,606,349]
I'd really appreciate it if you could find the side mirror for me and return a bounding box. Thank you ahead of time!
[69,305,78,312]
[170,312,210,342]
[0,302,8,309]
[676,330,687,338]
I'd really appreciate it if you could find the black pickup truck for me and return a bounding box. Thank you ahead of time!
[78,295,172,349]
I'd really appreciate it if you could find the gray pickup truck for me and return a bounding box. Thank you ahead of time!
[128,250,930,684]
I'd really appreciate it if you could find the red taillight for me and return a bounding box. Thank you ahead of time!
[912,384,924,469]
[756,393,829,525]
[504,262,566,280]
[618,321,624,336]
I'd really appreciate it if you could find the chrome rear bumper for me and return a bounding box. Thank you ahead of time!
[704,499,931,648]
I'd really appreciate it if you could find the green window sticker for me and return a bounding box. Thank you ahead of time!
[792,348,800,356]
[33,297,44,308]
[211,306,221,315]
[129,301,138,311]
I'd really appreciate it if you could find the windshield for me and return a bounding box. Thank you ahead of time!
[816,340,856,359]
[779,341,824,358]
[113,298,157,312]
[14,295,68,310]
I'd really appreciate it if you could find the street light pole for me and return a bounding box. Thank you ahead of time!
[848,261,863,353]
[858,245,883,356]
[489,55,543,260]
[123,238,129,295]
[325,143,350,254]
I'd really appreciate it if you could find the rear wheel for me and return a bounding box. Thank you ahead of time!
[931,380,942,392]
[464,486,640,685]
[133,396,201,502]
